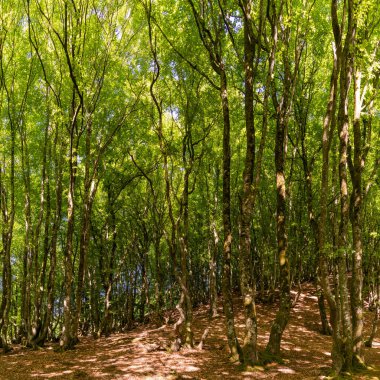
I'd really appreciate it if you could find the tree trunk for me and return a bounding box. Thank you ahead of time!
[153,233,164,323]
[0,112,15,353]
[209,216,219,319]
[36,137,64,346]
[72,159,97,343]
[102,198,117,337]
[186,0,242,361]
[365,282,379,347]
[179,167,194,347]
[220,68,242,362]
[19,125,34,345]
[238,0,259,364]
[206,165,219,319]
[89,267,101,338]
[333,0,356,370]
[317,0,340,369]
[60,117,79,350]
[266,0,298,355]
[350,68,364,366]
[266,114,291,357]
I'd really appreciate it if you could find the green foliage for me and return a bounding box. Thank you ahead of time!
[0,2,379,371]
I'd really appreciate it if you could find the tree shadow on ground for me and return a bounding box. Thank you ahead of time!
[0,284,379,379]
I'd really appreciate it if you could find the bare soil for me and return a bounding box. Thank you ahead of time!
[1,284,379,379]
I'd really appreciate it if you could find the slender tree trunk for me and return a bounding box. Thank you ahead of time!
[266,113,291,356]
[0,115,15,353]
[72,117,95,343]
[318,1,340,372]
[153,233,164,323]
[146,5,194,349]
[36,135,64,346]
[365,281,379,347]
[60,114,79,350]
[206,165,219,319]
[139,241,149,324]
[209,214,219,318]
[30,119,51,347]
[266,1,300,355]
[332,0,356,370]
[102,198,117,337]
[90,267,100,338]
[178,167,194,347]
[238,0,259,364]
[220,68,242,362]
[186,0,242,361]
[29,115,50,347]
[126,266,135,330]
[19,127,34,345]
[298,102,332,336]
[350,68,364,366]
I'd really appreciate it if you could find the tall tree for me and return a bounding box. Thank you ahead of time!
[265,0,306,356]
[187,0,243,361]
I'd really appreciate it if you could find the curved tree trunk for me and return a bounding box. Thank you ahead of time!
[266,0,302,356]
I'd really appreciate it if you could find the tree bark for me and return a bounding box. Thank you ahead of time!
[0,104,15,353]
[60,106,79,350]
[333,0,356,370]
[266,0,300,356]
[219,67,242,362]
[72,119,98,344]
[237,0,261,364]
[350,67,364,366]
[36,133,64,346]
[318,0,340,372]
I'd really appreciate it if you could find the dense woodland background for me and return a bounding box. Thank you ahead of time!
[0,0,379,377]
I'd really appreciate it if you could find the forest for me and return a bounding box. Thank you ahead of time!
[0,0,379,378]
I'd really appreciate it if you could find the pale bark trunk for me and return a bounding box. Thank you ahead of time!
[102,200,117,337]
[350,68,364,365]
[238,0,259,364]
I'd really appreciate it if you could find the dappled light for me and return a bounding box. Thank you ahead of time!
[0,284,379,379]
[0,0,379,378]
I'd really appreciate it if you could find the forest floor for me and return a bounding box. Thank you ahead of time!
[1,284,380,380]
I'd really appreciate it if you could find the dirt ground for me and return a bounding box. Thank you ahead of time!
[1,284,379,379]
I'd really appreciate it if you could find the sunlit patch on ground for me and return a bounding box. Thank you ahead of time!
[0,283,379,379]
